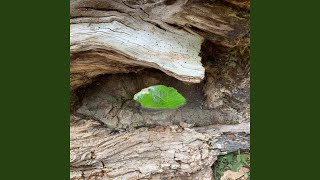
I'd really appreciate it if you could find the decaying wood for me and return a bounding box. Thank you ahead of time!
[70,0,250,179]
[75,68,250,128]
[70,0,250,91]
[70,117,249,179]
[223,0,250,10]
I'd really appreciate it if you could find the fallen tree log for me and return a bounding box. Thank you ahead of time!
[70,0,250,179]
[70,0,250,91]
[70,117,249,179]
[74,68,250,128]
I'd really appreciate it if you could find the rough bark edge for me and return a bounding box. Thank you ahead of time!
[70,115,249,179]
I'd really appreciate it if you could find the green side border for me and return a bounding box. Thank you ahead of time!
[1,1,69,179]
[251,0,320,179]
[1,0,320,179]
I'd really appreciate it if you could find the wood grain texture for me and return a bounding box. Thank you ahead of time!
[223,0,250,10]
[70,1,250,179]
[70,116,249,179]
[71,15,204,84]
[70,0,250,91]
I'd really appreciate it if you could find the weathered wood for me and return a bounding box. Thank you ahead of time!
[75,68,250,128]
[70,116,249,179]
[70,15,204,88]
[222,0,250,10]
[70,0,250,91]
[70,1,250,179]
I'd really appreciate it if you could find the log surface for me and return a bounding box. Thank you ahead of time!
[70,0,250,179]
[70,116,249,179]
[70,0,250,91]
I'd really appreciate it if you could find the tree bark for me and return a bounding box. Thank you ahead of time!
[70,0,250,179]
[70,0,249,91]
[70,116,249,179]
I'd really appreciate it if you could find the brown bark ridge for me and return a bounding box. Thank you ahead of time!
[70,0,250,179]
[70,116,249,179]
[70,0,250,91]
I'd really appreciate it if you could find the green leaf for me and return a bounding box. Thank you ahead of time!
[226,153,234,163]
[227,164,234,170]
[217,171,224,176]
[236,154,242,162]
[134,85,186,109]
[232,162,242,171]
[241,155,250,167]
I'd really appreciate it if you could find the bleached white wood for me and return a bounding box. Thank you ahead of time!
[71,16,205,84]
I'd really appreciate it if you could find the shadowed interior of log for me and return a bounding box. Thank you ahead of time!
[69,38,250,180]
[70,0,250,179]
[74,68,249,129]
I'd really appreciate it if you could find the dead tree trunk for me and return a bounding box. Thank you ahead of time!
[70,0,250,179]
[70,116,249,179]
